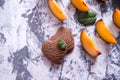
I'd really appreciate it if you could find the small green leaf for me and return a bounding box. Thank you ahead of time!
[78,17,96,26]
[61,44,66,49]
[78,12,96,19]
[58,39,63,45]
[78,12,97,26]
[58,38,66,50]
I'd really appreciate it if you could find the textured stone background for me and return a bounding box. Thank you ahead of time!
[0,0,120,80]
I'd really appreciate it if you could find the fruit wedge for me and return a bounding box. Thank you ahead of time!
[96,19,117,44]
[113,9,120,28]
[80,30,101,57]
[71,0,90,12]
[48,0,67,21]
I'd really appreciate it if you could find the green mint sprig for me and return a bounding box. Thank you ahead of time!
[58,38,66,50]
[78,12,97,26]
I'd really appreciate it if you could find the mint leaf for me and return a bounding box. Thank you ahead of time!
[78,17,96,26]
[78,12,97,26]
[58,38,66,50]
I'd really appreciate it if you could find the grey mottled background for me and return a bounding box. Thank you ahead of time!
[0,0,120,80]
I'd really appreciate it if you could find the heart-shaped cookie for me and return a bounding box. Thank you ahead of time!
[42,27,74,64]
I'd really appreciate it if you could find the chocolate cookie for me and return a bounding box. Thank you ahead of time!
[42,27,74,64]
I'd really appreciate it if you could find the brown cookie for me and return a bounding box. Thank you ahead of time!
[42,27,74,64]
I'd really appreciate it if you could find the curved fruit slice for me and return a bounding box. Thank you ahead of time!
[96,19,117,44]
[80,30,101,57]
[71,0,90,12]
[113,9,120,28]
[48,0,67,21]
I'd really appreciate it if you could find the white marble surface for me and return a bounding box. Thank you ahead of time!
[0,0,120,80]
